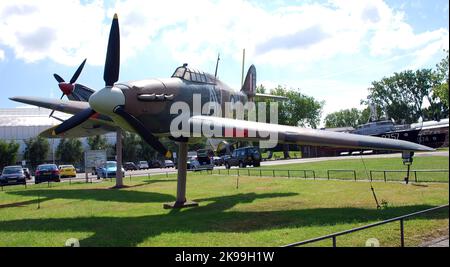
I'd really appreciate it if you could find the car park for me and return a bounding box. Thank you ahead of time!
[164,160,174,168]
[137,161,149,170]
[97,161,125,179]
[35,164,61,184]
[23,168,32,180]
[212,156,224,166]
[224,146,261,169]
[124,162,138,171]
[58,165,77,178]
[0,166,27,186]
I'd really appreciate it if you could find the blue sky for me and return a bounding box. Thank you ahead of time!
[0,0,448,126]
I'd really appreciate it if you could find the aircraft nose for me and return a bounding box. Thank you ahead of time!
[89,86,125,115]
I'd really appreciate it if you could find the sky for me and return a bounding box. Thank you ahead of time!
[0,0,448,126]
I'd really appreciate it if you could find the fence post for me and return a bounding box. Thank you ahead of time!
[288,170,290,179]
[327,170,330,180]
[238,169,240,176]
[414,171,418,183]
[313,171,316,180]
[400,219,405,247]
[354,170,357,181]
[248,169,250,176]
[260,169,262,177]
[273,170,275,177]
[383,171,387,182]
[304,170,307,179]
[332,236,337,247]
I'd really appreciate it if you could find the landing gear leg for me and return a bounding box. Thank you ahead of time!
[164,141,198,209]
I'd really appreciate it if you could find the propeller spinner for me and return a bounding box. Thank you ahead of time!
[53,14,171,158]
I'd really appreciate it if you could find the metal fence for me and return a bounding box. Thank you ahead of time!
[205,168,448,183]
[282,204,449,247]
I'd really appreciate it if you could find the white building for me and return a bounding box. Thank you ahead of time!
[0,107,116,163]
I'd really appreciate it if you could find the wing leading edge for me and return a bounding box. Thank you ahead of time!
[187,116,434,152]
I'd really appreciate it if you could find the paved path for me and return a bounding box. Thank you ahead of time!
[421,236,449,247]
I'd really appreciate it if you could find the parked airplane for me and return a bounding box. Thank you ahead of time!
[10,14,433,208]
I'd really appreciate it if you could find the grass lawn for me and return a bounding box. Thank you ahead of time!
[0,169,448,247]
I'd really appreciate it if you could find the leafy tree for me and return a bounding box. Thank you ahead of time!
[325,108,363,128]
[23,136,49,169]
[365,69,444,123]
[87,135,109,150]
[432,49,449,109]
[0,140,20,169]
[122,132,140,162]
[55,138,83,165]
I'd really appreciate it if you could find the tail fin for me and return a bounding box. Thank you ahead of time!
[241,65,256,99]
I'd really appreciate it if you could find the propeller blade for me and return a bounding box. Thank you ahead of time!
[53,108,96,135]
[49,109,55,118]
[70,58,87,84]
[113,106,171,158]
[104,14,120,87]
[59,93,65,100]
[53,74,65,83]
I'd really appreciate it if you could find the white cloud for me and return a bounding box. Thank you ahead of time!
[0,49,4,61]
[0,0,447,72]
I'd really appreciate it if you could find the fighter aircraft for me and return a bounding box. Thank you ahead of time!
[10,14,433,208]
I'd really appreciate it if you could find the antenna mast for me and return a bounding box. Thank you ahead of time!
[214,53,220,78]
[241,48,246,87]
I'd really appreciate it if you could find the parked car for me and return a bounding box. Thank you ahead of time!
[23,168,31,180]
[152,160,165,168]
[164,160,174,168]
[35,164,61,184]
[137,160,149,170]
[0,165,27,185]
[212,156,224,166]
[97,161,125,179]
[224,146,261,169]
[124,162,138,171]
[58,165,76,178]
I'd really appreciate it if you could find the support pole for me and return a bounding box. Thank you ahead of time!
[164,141,198,209]
[115,128,124,188]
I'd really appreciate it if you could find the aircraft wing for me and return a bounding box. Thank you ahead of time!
[188,116,434,152]
[40,121,116,138]
[9,96,90,115]
[9,96,116,138]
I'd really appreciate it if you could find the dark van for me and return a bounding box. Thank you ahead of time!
[224,147,261,169]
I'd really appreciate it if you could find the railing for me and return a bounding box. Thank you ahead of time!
[282,204,449,247]
[369,169,449,183]
[327,169,357,181]
[213,168,316,179]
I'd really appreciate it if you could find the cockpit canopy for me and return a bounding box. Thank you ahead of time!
[171,63,216,84]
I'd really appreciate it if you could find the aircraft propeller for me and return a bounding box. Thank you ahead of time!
[53,58,87,99]
[48,59,87,118]
[52,14,171,158]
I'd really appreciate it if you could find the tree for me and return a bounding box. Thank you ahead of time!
[365,69,444,123]
[87,135,109,150]
[56,138,83,165]
[122,132,140,162]
[23,136,49,169]
[0,140,20,169]
[432,49,449,110]
[325,108,363,128]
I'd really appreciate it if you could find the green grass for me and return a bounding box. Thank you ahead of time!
[0,170,448,247]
